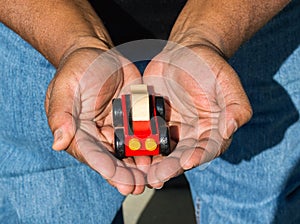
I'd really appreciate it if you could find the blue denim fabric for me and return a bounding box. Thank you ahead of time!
[185,1,300,223]
[0,23,124,223]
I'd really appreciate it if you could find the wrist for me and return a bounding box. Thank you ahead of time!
[38,13,114,68]
[0,0,113,68]
[58,35,112,68]
[168,0,291,59]
[168,27,229,60]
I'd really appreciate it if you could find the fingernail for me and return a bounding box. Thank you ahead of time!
[154,185,164,190]
[54,129,63,143]
[227,119,238,139]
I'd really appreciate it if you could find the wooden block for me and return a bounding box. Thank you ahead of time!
[130,84,150,121]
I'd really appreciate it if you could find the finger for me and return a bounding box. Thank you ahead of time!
[75,129,117,179]
[109,165,146,195]
[75,131,138,195]
[109,166,135,195]
[46,74,79,150]
[46,49,107,150]
[218,102,252,139]
[147,163,165,189]
[147,155,184,187]
[179,130,230,170]
[130,168,147,195]
[216,66,253,139]
[76,129,147,195]
[133,156,152,174]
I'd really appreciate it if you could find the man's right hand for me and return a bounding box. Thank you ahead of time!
[45,47,147,195]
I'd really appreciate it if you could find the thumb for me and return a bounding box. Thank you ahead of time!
[213,60,253,139]
[218,102,253,139]
[45,76,78,151]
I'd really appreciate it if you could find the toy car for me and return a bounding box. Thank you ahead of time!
[112,84,171,159]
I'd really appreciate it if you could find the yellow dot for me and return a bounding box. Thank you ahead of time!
[145,138,157,151]
[129,138,141,151]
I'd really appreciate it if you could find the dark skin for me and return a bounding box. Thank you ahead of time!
[144,0,291,188]
[0,0,290,194]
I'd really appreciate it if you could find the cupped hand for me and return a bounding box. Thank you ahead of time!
[45,47,147,195]
[143,43,253,188]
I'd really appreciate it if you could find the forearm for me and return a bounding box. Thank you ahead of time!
[0,0,112,67]
[169,0,291,58]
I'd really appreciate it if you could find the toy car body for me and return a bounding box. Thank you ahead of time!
[112,84,171,159]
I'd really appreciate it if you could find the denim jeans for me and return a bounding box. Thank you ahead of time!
[1,1,300,224]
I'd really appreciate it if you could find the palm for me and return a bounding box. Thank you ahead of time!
[45,48,146,194]
[143,45,252,187]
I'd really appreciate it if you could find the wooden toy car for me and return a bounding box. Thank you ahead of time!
[112,84,171,159]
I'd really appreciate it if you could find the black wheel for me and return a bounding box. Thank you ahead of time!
[155,96,165,119]
[112,98,123,127]
[159,126,171,156]
[114,128,125,159]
